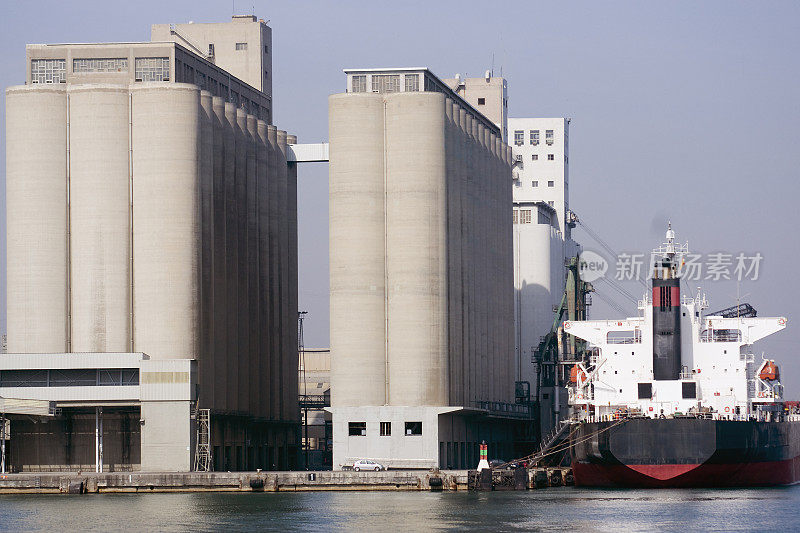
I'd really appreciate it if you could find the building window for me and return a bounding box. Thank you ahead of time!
[530,130,539,145]
[514,130,524,146]
[546,129,554,145]
[512,210,519,225]
[405,422,422,436]
[477,97,486,105]
[532,154,538,161]
[372,74,400,93]
[548,180,555,187]
[134,57,170,81]
[520,209,532,224]
[0,368,139,387]
[208,43,215,57]
[73,58,128,73]
[380,422,391,436]
[30,59,66,84]
[235,42,248,50]
[532,181,539,187]
[548,154,555,160]
[264,45,269,54]
[404,74,419,92]
[638,383,652,399]
[351,75,366,93]
[348,422,367,436]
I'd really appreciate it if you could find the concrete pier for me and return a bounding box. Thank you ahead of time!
[0,468,573,493]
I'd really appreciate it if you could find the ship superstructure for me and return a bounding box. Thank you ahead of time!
[565,225,787,421]
[563,226,798,487]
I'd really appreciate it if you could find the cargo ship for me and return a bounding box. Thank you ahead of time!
[564,225,799,487]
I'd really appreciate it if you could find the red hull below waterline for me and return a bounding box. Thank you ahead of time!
[573,457,800,488]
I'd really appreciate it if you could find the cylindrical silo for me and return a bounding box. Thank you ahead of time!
[131,84,200,360]
[444,98,462,406]
[211,96,229,412]
[224,102,241,409]
[328,93,387,407]
[256,119,271,419]
[67,86,131,352]
[266,125,280,419]
[385,92,448,407]
[240,110,257,415]
[458,108,474,405]
[285,132,299,423]
[199,90,215,407]
[276,129,290,420]
[5,85,68,353]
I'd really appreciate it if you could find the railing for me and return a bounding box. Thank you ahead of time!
[471,401,532,419]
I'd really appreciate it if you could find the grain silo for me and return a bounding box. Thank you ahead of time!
[329,68,517,470]
[3,19,299,473]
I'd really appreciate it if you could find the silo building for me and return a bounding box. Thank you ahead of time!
[328,68,520,470]
[441,78,585,443]
[2,16,299,472]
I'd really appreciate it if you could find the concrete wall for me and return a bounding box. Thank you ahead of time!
[140,401,192,471]
[329,90,514,412]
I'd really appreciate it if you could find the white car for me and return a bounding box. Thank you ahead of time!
[353,459,387,472]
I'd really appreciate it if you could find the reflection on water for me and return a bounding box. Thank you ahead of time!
[0,486,798,532]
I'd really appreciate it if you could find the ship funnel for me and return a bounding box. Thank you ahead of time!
[652,224,683,381]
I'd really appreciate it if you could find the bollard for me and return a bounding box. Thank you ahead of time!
[513,466,527,490]
[478,467,493,491]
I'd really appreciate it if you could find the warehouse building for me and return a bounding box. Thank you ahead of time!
[2,16,299,472]
[328,68,522,470]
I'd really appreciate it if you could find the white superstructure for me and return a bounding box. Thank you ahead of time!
[565,227,787,420]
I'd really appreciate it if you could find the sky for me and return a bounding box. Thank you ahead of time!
[2,1,800,393]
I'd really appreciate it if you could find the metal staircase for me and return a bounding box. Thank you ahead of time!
[193,406,212,472]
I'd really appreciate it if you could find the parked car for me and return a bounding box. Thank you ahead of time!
[353,459,387,471]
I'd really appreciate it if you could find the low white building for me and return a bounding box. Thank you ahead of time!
[0,353,195,472]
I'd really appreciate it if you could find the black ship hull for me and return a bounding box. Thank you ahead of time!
[570,418,800,487]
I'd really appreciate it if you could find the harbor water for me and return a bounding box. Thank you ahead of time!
[1,486,799,531]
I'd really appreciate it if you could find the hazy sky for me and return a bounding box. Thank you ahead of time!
[2,1,800,394]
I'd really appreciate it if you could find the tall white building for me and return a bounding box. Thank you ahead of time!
[509,118,578,435]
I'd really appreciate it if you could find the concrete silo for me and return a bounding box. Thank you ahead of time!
[329,93,388,407]
[329,69,516,470]
[385,92,448,407]
[130,84,200,360]
[5,86,69,353]
[68,85,131,352]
